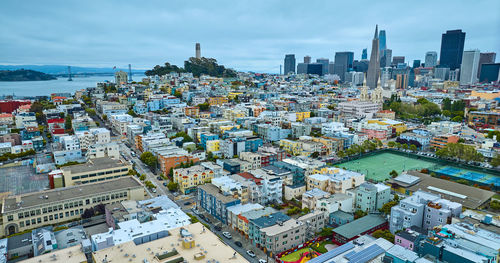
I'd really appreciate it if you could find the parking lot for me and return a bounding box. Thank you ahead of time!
[0,164,49,195]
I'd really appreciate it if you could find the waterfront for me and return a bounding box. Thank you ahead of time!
[0,74,145,97]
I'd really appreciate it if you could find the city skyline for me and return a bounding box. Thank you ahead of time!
[0,0,499,73]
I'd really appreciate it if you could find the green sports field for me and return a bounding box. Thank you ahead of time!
[338,152,437,182]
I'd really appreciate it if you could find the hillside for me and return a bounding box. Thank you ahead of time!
[0,69,57,81]
[145,57,237,78]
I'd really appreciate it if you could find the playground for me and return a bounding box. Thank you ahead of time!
[339,152,437,182]
[338,151,499,187]
[278,240,336,263]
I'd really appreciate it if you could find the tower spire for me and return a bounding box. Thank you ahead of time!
[374,24,379,39]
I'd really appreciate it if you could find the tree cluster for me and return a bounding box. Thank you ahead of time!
[387,97,441,120]
[139,152,158,168]
[145,58,237,78]
[372,229,395,243]
[0,149,36,162]
[435,143,484,162]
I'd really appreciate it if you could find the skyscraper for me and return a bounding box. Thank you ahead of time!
[317,58,330,76]
[304,56,311,64]
[195,43,201,59]
[362,49,368,60]
[477,52,496,78]
[297,63,308,74]
[460,50,480,85]
[379,30,387,53]
[306,63,323,76]
[479,63,500,83]
[425,51,438,67]
[367,25,380,89]
[334,52,354,81]
[380,49,392,68]
[412,60,421,69]
[392,56,405,66]
[439,29,466,70]
[284,54,296,75]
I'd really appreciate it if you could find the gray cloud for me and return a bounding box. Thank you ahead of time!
[0,0,499,73]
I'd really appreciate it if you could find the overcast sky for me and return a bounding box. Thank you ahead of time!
[1,0,499,73]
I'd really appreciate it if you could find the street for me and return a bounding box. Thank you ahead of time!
[118,140,271,262]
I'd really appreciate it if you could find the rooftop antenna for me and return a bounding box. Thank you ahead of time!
[67,66,73,81]
[128,64,133,82]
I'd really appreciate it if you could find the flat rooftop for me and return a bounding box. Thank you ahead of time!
[60,157,128,174]
[2,176,143,212]
[198,183,238,203]
[92,222,249,263]
[18,245,87,263]
[405,171,496,209]
[333,214,387,239]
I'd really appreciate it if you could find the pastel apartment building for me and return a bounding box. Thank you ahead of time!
[306,167,365,194]
[173,164,215,194]
[389,191,462,233]
[355,182,391,212]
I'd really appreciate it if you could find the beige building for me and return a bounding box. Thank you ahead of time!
[60,157,132,186]
[1,177,146,237]
[297,211,327,234]
[306,167,365,193]
[260,219,306,253]
[19,244,87,263]
[92,222,249,263]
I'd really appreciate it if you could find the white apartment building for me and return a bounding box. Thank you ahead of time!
[60,135,81,150]
[87,142,120,160]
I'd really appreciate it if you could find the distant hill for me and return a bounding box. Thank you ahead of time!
[0,65,145,75]
[145,57,237,78]
[0,69,57,81]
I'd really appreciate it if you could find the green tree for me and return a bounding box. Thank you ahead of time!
[390,170,398,178]
[379,201,398,214]
[140,152,158,168]
[318,227,333,237]
[490,154,500,167]
[490,200,500,211]
[354,210,367,219]
[171,131,193,142]
[167,181,179,192]
[139,174,146,181]
[197,102,210,111]
[372,229,395,243]
[387,141,395,148]
[311,152,320,158]
[409,144,417,152]
[451,116,463,122]
[337,150,345,158]
[102,114,108,121]
[64,115,72,130]
[402,144,408,150]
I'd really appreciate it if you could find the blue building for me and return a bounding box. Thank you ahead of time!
[21,127,41,140]
[200,133,219,149]
[273,161,306,186]
[133,101,147,115]
[245,137,263,152]
[146,99,162,112]
[197,184,240,224]
[329,210,354,227]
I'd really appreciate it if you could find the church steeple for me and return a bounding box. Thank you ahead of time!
[374,24,379,39]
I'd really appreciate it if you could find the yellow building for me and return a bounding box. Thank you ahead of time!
[295,112,311,122]
[173,165,215,194]
[208,96,228,106]
[219,125,240,133]
[206,139,220,152]
[470,90,500,100]
[367,118,407,133]
[0,177,146,236]
[228,92,244,99]
[280,139,303,156]
[61,157,132,186]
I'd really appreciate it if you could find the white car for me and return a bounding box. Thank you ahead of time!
[222,232,232,239]
[246,250,256,257]
[259,259,267,263]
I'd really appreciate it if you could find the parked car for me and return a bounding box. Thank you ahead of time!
[222,232,232,239]
[234,241,242,247]
[214,225,222,231]
[184,201,191,206]
[204,217,212,224]
[246,250,256,257]
[157,176,163,181]
[163,182,167,187]
[259,259,267,263]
